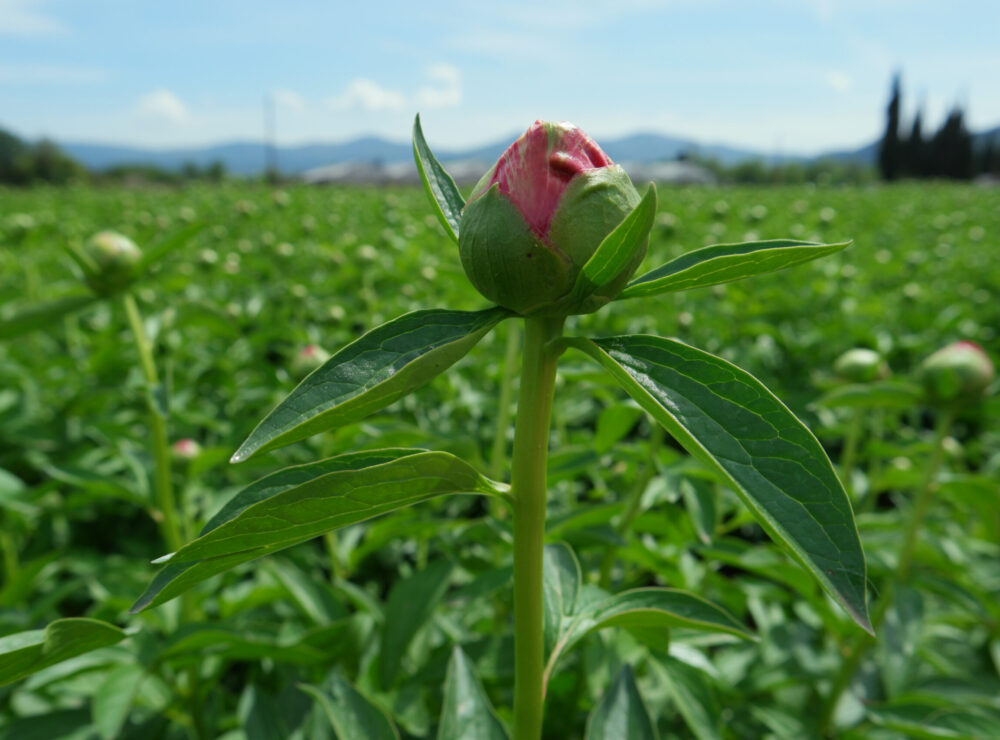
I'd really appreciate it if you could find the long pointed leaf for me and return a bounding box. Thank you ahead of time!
[585,665,658,740]
[545,587,753,686]
[232,307,508,462]
[651,656,721,740]
[379,560,453,689]
[621,239,850,298]
[413,114,465,243]
[566,335,871,633]
[438,646,509,740]
[0,618,126,686]
[569,183,657,304]
[543,543,581,656]
[301,680,400,740]
[131,449,506,612]
[0,293,100,339]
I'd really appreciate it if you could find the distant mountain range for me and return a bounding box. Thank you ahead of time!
[58,125,999,176]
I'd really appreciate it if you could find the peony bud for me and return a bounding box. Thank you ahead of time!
[918,341,994,407]
[82,231,142,296]
[834,348,889,383]
[172,438,202,460]
[291,344,332,379]
[459,121,645,316]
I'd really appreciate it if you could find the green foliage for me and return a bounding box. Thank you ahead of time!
[0,180,997,738]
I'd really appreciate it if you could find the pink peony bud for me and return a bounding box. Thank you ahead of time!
[459,121,645,316]
[172,438,202,460]
[291,344,332,379]
[918,341,994,407]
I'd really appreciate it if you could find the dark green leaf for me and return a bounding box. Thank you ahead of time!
[621,239,850,298]
[543,543,581,656]
[566,335,871,633]
[569,184,657,304]
[437,646,509,740]
[0,618,126,686]
[0,294,99,339]
[232,307,507,462]
[380,560,453,689]
[131,450,505,612]
[413,114,465,243]
[585,665,658,740]
[651,656,721,740]
[301,679,400,740]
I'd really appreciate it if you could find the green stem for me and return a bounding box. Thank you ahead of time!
[819,409,954,735]
[599,424,664,588]
[839,409,863,498]
[323,531,345,580]
[0,531,18,584]
[510,315,564,740]
[860,410,885,514]
[896,409,953,583]
[489,322,521,480]
[122,293,184,554]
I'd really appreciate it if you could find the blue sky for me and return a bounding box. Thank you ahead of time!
[1,0,998,154]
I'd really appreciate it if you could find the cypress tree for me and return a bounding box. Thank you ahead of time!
[878,74,903,181]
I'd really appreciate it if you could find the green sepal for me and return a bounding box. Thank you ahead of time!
[413,114,465,244]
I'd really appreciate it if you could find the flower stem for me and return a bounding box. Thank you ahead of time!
[510,315,564,740]
[490,321,522,480]
[819,408,955,735]
[839,409,864,499]
[122,292,184,554]
[896,409,953,582]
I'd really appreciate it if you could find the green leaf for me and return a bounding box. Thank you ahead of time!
[867,700,1000,740]
[0,293,100,339]
[379,560,453,689]
[651,656,721,740]
[437,646,509,740]
[93,663,145,740]
[679,475,717,545]
[232,307,508,462]
[301,679,400,740]
[543,543,581,656]
[138,221,206,272]
[413,114,465,243]
[546,587,753,685]
[131,450,505,612]
[0,618,126,686]
[594,403,644,454]
[620,239,850,299]
[566,335,872,633]
[585,665,658,740]
[569,183,657,304]
[815,380,922,409]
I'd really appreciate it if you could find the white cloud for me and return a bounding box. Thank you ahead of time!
[415,64,461,109]
[328,79,405,112]
[272,88,305,112]
[0,64,106,84]
[328,66,462,112]
[135,89,189,125]
[0,0,66,36]
[826,71,852,93]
